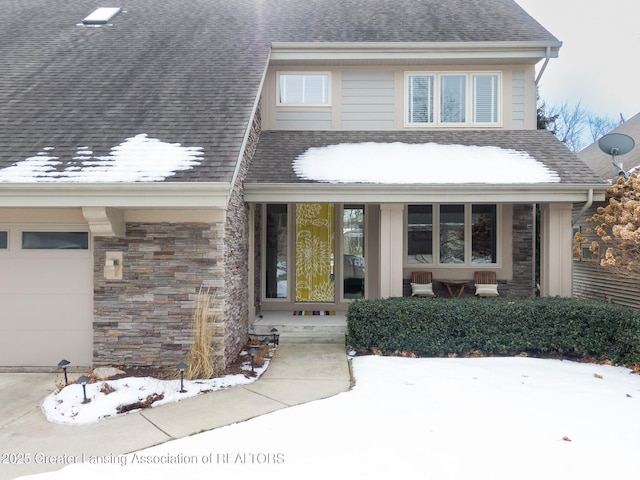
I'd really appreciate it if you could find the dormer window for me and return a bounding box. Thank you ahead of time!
[82,7,122,25]
[278,72,331,106]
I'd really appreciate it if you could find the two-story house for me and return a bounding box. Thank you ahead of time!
[0,0,605,369]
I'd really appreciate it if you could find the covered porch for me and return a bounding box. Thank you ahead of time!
[244,129,607,328]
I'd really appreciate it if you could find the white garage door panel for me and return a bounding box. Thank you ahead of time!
[0,328,92,367]
[0,258,92,294]
[0,244,93,367]
[0,293,92,329]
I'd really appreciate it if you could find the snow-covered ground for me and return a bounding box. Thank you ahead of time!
[25,355,640,479]
[42,369,267,426]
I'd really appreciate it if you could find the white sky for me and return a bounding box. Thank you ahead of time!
[26,356,640,479]
[516,0,640,121]
[293,143,560,183]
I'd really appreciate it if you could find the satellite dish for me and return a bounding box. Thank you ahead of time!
[598,133,635,156]
[598,133,635,179]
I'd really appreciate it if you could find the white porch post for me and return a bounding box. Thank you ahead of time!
[379,204,404,298]
[539,203,573,297]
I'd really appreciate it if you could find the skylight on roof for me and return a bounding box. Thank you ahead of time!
[82,7,121,25]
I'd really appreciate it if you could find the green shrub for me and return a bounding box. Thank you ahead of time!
[347,297,640,366]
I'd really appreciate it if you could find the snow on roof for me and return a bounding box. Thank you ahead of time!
[292,142,561,184]
[0,134,202,183]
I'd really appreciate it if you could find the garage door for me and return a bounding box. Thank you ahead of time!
[0,229,93,367]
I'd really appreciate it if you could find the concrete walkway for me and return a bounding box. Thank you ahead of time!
[0,343,351,480]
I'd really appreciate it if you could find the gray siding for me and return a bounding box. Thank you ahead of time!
[512,70,525,129]
[572,204,640,309]
[342,71,395,129]
[275,111,332,130]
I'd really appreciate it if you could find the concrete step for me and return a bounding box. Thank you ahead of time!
[251,324,346,336]
[277,332,346,344]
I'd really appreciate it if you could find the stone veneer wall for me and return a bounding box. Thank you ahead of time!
[504,203,536,297]
[93,222,225,367]
[220,103,262,364]
[93,104,262,369]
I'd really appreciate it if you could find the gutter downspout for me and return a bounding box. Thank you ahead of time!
[535,46,551,85]
[572,188,594,227]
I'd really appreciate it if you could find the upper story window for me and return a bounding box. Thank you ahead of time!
[278,73,331,106]
[406,72,500,126]
[0,231,7,249]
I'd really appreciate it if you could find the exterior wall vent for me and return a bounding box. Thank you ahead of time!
[82,7,122,25]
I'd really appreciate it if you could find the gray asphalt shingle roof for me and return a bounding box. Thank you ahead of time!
[247,130,603,185]
[0,0,560,184]
[578,113,640,181]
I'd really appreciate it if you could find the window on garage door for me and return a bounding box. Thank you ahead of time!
[22,232,89,249]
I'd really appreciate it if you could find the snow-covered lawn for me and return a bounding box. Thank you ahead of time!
[26,356,640,479]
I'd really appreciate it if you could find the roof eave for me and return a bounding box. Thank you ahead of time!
[270,41,562,65]
[0,182,231,209]
[244,183,605,204]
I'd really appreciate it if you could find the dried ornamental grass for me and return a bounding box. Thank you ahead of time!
[186,288,223,379]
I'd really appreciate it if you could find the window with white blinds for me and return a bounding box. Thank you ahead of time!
[278,73,330,105]
[406,72,500,126]
[473,75,499,123]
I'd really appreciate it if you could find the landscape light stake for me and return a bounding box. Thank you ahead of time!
[77,375,90,404]
[249,347,257,374]
[270,328,279,346]
[177,362,188,393]
[58,359,70,385]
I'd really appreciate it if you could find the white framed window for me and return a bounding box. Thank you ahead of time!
[407,75,434,124]
[406,204,499,266]
[0,231,7,249]
[277,72,331,106]
[406,72,501,126]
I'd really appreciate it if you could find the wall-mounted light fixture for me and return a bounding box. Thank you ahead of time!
[104,251,123,280]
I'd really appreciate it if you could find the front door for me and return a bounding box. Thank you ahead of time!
[295,203,335,303]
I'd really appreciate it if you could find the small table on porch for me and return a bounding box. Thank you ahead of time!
[439,280,469,298]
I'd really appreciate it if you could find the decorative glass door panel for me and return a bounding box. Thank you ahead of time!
[343,205,365,299]
[295,204,335,303]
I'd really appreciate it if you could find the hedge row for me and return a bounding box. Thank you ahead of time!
[346,296,640,365]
